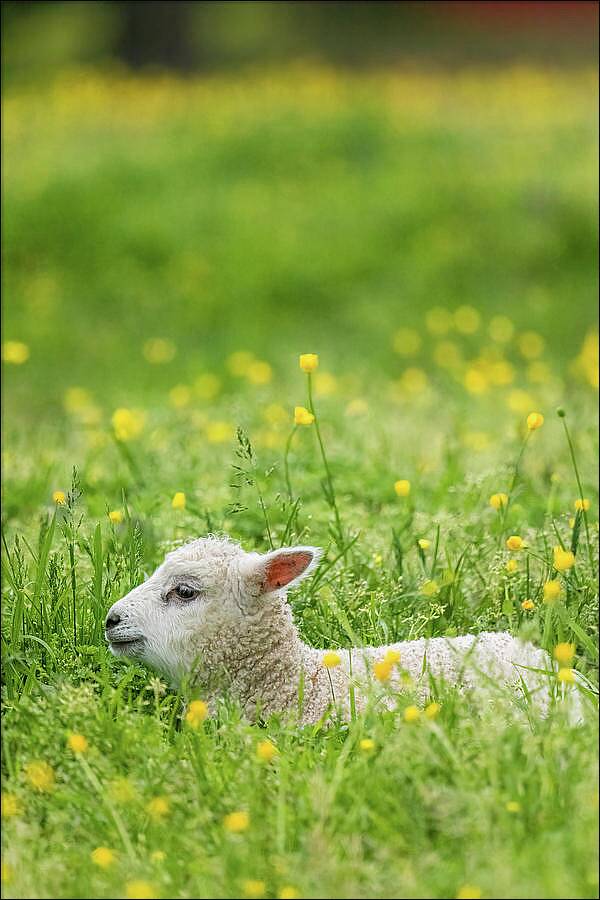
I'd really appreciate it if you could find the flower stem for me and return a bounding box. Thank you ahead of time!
[326,668,337,707]
[255,479,274,550]
[77,755,136,861]
[306,373,345,553]
[560,415,594,570]
[500,430,531,537]
[283,425,298,501]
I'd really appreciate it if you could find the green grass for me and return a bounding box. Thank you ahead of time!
[1,65,599,900]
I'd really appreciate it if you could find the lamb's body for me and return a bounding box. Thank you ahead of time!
[189,594,551,723]
[105,536,573,725]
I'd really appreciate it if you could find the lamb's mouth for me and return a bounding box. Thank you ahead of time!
[107,637,146,656]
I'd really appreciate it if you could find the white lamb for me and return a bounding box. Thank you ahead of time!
[104,536,575,724]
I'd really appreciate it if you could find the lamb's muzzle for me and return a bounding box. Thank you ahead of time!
[105,535,581,724]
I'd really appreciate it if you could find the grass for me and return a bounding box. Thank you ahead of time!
[1,64,599,900]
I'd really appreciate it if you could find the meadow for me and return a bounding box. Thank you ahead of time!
[1,64,599,900]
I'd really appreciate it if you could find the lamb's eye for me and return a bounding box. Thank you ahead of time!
[169,585,199,602]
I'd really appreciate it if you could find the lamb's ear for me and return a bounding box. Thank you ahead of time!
[243,546,322,595]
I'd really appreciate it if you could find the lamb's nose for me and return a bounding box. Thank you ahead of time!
[105,611,121,630]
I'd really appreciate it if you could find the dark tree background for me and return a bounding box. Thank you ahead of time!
[1,0,598,85]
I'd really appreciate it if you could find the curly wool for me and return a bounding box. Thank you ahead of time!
[192,595,554,723]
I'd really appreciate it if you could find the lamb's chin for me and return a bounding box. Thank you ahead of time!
[109,638,145,657]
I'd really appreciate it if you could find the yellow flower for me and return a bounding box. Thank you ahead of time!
[91,847,116,869]
[518,331,545,359]
[243,880,267,898]
[506,559,518,574]
[294,406,315,426]
[254,428,282,450]
[373,660,392,682]
[462,431,490,452]
[507,389,535,414]
[299,353,319,373]
[143,338,176,364]
[108,777,137,804]
[2,341,30,364]
[150,850,166,863]
[1,862,13,884]
[224,810,249,833]
[557,668,575,684]
[421,580,439,597]
[488,361,515,386]
[505,800,521,814]
[393,328,422,356]
[247,360,272,385]
[1,793,20,818]
[521,599,535,611]
[574,498,591,512]
[489,493,508,510]
[108,510,123,524]
[194,373,221,400]
[553,547,575,572]
[24,761,55,792]
[206,421,234,443]
[64,386,92,412]
[278,887,300,900]
[256,740,278,763]
[52,490,67,505]
[571,330,599,388]
[456,886,482,900]
[425,702,441,719]
[433,340,463,370]
[527,361,552,384]
[185,700,208,729]
[67,733,89,754]
[554,643,576,666]
[488,315,514,343]
[313,371,337,396]
[126,880,158,900]
[359,738,376,753]
[384,649,401,665]
[543,580,562,604]
[112,408,145,442]
[526,411,544,430]
[454,306,480,334]
[463,369,488,395]
[568,517,576,529]
[146,796,170,820]
[425,306,453,335]
[404,705,421,723]
[171,491,186,511]
[417,539,430,550]
[345,398,368,417]
[394,479,411,497]
[506,535,524,551]
[397,367,428,395]
[169,384,192,408]
[228,351,255,376]
[262,403,288,426]
[322,651,341,668]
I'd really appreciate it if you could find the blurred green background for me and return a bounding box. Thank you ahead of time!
[2,1,599,422]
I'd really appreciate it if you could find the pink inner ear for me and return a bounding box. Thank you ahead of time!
[264,552,313,590]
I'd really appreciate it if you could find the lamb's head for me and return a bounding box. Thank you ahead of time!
[104,536,321,681]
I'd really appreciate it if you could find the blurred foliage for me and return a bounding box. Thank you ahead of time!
[2,64,598,423]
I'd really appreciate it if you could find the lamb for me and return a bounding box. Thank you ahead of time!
[104,535,576,724]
